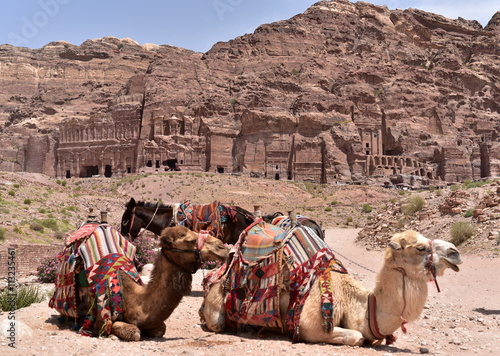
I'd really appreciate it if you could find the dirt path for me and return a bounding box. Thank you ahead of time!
[1,228,499,355]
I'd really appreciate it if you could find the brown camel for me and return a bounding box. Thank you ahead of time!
[92,226,228,341]
[200,229,462,346]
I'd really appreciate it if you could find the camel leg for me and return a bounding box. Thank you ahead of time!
[299,325,364,346]
[201,283,227,332]
[141,323,166,338]
[111,321,141,341]
[295,280,364,346]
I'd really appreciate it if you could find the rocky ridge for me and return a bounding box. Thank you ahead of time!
[0,0,499,183]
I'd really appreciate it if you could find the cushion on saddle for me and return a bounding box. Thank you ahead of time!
[241,220,286,262]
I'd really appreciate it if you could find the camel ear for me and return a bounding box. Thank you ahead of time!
[388,240,402,251]
[159,227,175,248]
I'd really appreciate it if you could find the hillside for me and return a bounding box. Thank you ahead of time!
[0,171,498,258]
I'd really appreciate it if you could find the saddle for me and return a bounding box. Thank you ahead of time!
[203,218,348,341]
[49,223,142,336]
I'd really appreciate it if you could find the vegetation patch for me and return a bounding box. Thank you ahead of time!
[450,221,476,245]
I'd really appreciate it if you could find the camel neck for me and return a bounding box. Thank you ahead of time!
[143,252,193,321]
[372,266,428,336]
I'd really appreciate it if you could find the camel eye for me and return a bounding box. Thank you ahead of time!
[416,246,426,252]
[186,239,197,246]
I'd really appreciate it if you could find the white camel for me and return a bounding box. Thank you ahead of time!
[200,229,462,346]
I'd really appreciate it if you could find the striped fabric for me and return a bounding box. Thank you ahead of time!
[49,223,139,332]
[284,226,347,340]
[271,215,311,230]
[48,248,78,318]
[78,224,136,268]
[177,200,226,238]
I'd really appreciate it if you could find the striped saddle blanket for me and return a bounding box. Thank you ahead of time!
[49,223,141,336]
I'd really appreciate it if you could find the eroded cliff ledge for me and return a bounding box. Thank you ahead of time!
[1,0,499,186]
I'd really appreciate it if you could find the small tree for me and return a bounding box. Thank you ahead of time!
[401,195,426,216]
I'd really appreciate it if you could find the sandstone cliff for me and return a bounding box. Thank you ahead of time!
[0,0,499,185]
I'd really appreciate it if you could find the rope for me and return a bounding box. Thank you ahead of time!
[328,246,377,274]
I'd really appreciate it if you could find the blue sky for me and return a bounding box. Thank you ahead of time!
[0,0,498,52]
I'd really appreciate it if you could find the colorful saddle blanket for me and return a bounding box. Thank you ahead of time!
[49,224,140,336]
[177,200,227,238]
[203,219,347,340]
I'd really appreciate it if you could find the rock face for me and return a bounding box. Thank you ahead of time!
[1,0,499,185]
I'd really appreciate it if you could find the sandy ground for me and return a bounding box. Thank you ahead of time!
[1,228,499,356]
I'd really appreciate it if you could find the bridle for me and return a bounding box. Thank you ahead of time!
[368,239,440,344]
[125,203,160,239]
[426,240,441,293]
[160,231,209,274]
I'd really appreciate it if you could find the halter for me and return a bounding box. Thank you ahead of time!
[426,240,441,292]
[160,231,209,274]
[368,239,440,344]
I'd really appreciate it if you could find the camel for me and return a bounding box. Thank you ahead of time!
[200,229,462,346]
[81,226,228,341]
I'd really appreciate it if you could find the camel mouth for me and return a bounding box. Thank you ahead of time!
[442,258,460,272]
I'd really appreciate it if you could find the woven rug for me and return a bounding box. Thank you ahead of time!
[80,253,142,337]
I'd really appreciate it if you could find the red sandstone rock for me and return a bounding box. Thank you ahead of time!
[0,1,499,184]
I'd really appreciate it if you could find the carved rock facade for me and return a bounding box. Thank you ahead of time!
[1,1,500,186]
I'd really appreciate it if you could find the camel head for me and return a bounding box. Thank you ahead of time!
[159,226,228,273]
[385,230,462,281]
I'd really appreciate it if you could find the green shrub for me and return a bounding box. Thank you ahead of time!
[23,198,32,205]
[0,227,5,240]
[463,180,490,189]
[133,235,158,271]
[54,231,66,240]
[29,221,44,232]
[464,209,474,218]
[361,204,372,213]
[450,221,476,245]
[41,218,59,231]
[0,285,45,311]
[13,183,20,188]
[346,216,353,224]
[36,255,59,283]
[401,195,426,216]
[324,206,333,212]
[8,190,15,196]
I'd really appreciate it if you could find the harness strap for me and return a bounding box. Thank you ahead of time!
[367,293,397,345]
